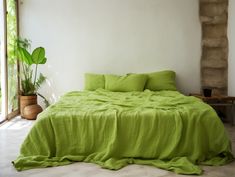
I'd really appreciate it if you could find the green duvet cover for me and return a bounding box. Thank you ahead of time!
[13,89,234,174]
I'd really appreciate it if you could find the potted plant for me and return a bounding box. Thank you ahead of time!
[16,38,48,119]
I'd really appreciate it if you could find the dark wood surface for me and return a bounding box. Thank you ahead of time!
[189,93,235,103]
[190,93,235,125]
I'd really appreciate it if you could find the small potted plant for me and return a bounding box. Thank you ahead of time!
[16,38,48,119]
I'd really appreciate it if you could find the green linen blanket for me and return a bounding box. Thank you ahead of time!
[13,89,234,174]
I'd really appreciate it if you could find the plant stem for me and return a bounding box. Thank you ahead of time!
[20,63,27,95]
[34,64,38,87]
[21,63,27,82]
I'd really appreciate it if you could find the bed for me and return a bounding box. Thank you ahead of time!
[13,88,234,175]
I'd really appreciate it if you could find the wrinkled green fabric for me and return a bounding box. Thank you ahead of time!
[13,89,234,174]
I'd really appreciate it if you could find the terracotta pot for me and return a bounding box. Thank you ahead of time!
[20,95,38,119]
[23,104,43,120]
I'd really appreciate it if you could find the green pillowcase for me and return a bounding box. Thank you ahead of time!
[105,74,147,92]
[145,70,177,91]
[84,73,105,91]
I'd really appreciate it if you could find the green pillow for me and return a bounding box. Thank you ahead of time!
[145,70,177,91]
[84,73,105,91]
[105,74,147,92]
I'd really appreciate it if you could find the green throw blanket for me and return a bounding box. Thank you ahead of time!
[13,89,234,174]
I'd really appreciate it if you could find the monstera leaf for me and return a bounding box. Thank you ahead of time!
[32,47,47,64]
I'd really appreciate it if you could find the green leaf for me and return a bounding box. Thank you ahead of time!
[17,47,33,65]
[40,57,47,64]
[32,47,47,64]
[21,79,35,95]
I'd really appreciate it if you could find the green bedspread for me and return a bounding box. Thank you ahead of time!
[13,89,234,174]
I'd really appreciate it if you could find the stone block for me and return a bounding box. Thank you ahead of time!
[201,68,227,88]
[201,58,227,69]
[202,47,228,61]
[211,88,227,96]
[200,14,227,24]
[202,37,228,47]
[200,3,227,17]
[200,0,228,3]
[203,25,227,38]
[201,51,227,68]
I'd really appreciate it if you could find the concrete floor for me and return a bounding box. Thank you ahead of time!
[0,117,235,177]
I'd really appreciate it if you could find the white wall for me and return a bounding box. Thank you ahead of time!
[228,0,235,96]
[19,0,201,104]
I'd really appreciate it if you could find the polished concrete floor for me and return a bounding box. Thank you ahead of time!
[0,117,235,177]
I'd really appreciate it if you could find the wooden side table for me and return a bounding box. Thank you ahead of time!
[189,93,235,125]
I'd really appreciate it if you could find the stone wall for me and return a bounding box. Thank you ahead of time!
[200,0,228,95]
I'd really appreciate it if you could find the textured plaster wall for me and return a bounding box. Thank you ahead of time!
[19,0,201,103]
